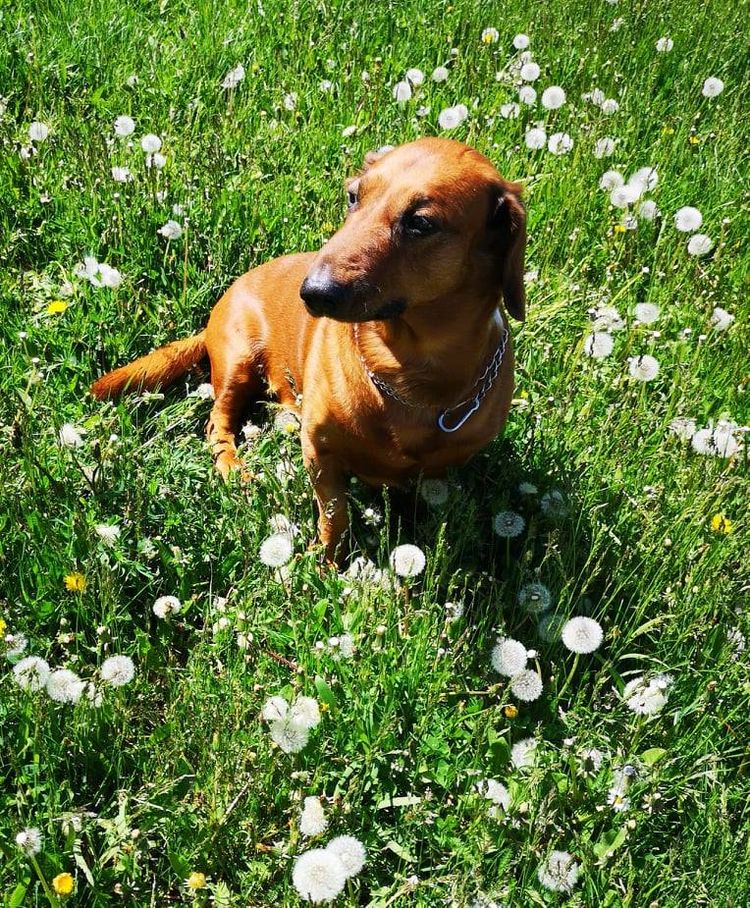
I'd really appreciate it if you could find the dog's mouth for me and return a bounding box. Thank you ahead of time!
[304,298,407,323]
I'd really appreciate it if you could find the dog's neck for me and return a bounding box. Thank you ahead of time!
[354,293,505,408]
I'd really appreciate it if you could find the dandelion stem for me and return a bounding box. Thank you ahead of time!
[557,653,580,701]
[29,855,59,908]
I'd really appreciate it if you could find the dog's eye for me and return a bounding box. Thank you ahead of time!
[403,213,438,236]
[347,189,358,210]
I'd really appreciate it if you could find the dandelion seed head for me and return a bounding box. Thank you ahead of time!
[541,86,566,109]
[520,62,541,82]
[538,850,580,893]
[438,104,468,129]
[16,827,43,855]
[289,696,321,729]
[634,304,660,325]
[29,122,49,142]
[420,478,449,506]
[702,77,724,98]
[270,718,310,753]
[493,510,525,538]
[140,133,162,153]
[300,796,328,837]
[477,778,511,809]
[153,595,181,619]
[292,848,347,903]
[561,616,604,654]
[46,668,85,703]
[601,98,619,114]
[393,81,412,102]
[405,68,424,85]
[510,669,543,702]
[687,233,713,256]
[158,220,183,240]
[525,127,547,150]
[259,532,294,568]
[390,544,426,577]
[518,582,552,613]
[548,132,573,155]
[95,524,121,546]
[674,206,703,232]
[628,354,660,382]
[431,66,449,82]
[325,835,366,878]
[710,306,734,332]
[519,85,537,104]
[100,655,135,687]
[13,656,50,691]
[491,638,528,677]
[638,199,658,221]
[222,64,246,89]
[599,169,624,190]
[114,115,135,136]
[59,423,85,448]
[594,137,616,158]
[261,695,289,722]
[656,37,673,52]
[584,332,614,359]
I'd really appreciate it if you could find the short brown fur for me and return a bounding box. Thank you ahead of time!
[92,138,527,560]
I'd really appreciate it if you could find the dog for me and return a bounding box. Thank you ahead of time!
[92,138,526,560]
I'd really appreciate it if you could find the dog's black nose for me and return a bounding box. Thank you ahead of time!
[300,269,350,315]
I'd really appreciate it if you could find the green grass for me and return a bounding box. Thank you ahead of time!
[1,0,749,904]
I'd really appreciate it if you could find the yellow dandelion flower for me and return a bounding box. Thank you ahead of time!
[64,572,87,592]
[613,224,627,234]
[662,126,675,135]
[52,873,75,896]
[710,514,734,535]
[47,300,69,315]
[0,618,6,637]
[688,135,700,145]
[504,704,519,719]
[186,872,207,890]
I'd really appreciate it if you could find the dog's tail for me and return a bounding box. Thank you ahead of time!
[91,331,208,400]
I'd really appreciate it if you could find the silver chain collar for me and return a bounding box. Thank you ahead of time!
[353,320,510,434]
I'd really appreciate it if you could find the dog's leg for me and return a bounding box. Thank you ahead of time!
[302,437,349,563]
[207,356,264,479]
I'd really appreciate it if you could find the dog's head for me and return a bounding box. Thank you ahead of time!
[300,138,526,323]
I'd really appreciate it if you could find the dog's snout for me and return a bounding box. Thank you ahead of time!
[300,268,351,315]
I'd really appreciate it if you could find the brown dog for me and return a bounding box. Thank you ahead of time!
[92,138,526,560]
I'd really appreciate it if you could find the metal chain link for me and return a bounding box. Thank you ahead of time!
[353,322,510,432]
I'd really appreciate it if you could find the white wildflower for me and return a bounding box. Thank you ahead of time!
[393,81,412,102]
[152,595,181,619]
[13,656,50,691]
[538,850,580,893]
[111,166,132,182]
[500,102,520,119]
[140,133,162,153]
[326,836,366,878]
[431,66,449,82]
[593,137,616,158]
[406,68,424,85]
[548,132,573,155]
[584,332,614,359]
[438,104,468,129]
[592,304,625,332]
[481,28,500,44]
[702,77,724,98]
[638,199,658,221]
[510,669,543,702]
[390,544,426,577]
[599,169,624,190]
[628,354,660,382]
[561,617,603,654]
[513,33,530,49]
[491,638,528,677]
[114,115,135,136]
[669,417,696,442]
[511,737,539,769]
[687,234,713,256]
[29,122,49,142]
[16,827,43,855]
[270,718,310,753]
[100,655,135,687]
[261,695,289,722]
[95,523,121,547]
[541,86,566,110]
[493,510,525,538]
[158,220,182,240]
[623,675,670,715]
[519,85,537,104]
[518,582,552,613]
[674,206,702,232]
[259,532,294,568]
[656,37,673,52]
[59,423,85,448]
[478,779,510,810]
[293,848,347,903]
[601,98,619,114]
[46,668,86,703]
[520,62,541,82]
[300,797,328,837]
[634,303,660,325]
[222,64,245,89]
[710,306,735,331]
[524,127,547,150]
[289,696,321,730]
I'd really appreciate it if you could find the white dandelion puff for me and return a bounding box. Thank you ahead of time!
[29,122,50,142]
[477,779,511,810]
[519,85,537,104]
[541,86,566,109]
[593,137,616,158]
[634,303,660,325]
[592,304,625,332]
[493,510,525,538]
[638,199,658,221]
[270,718,310,753]
[687,234,713,256]
[100,655,135,687]
[538,613,566,642]
[548,132,573,155]
[325,836,366,878]
[261,695,289,722]
[669,417,696,442]
[511,736,539,769]
[712,421,740,458]
[538,850,580,893]
[540,488,567,518]
[221,64,246,89]
[289,696,321,730]
[599,169,624,190]
[610,184,641,208]
[111,166,132,182]
[584,332,614,359]
[46,668,86,703]
[491,638,528,677]
[13,656,50,691]
[140,133,162,153]
[292,848,348,903]
[390,544,426,577]
[438,104,468,130]
[510,669,543,702]
[630,166,658,191]
[114,115,135,136]
[520,62,541,82]
[674,206,703,232]
[393,81,412,102]
[59,423,85,448]
[628,354,660,382]
[518,582,552,613]
[95,523,120,546]
[623,675,671,715]
[16,827,43,855]
[420,478,449,506]
[702,77,724,98]
[300,797,328,837]
[153,595,181,619]
[524,127,547,150]
[500,102,520,119]
[513,33,530,49]
[601,98,619,114]
[561,617,603,654]
[710,306,734,331]
[259,532,294,568]
[406,68,424,85]
[431,66,449,82]
[158,220,182,240]
[4,633,28,659]
[656,37,673,52]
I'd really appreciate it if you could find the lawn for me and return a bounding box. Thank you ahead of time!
[1,0,749,905]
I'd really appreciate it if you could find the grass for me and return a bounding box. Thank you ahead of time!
[1,0,749,904]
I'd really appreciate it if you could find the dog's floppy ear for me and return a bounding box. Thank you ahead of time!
[490,184,527,321]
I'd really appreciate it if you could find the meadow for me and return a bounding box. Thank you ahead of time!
[1,0,749,904]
